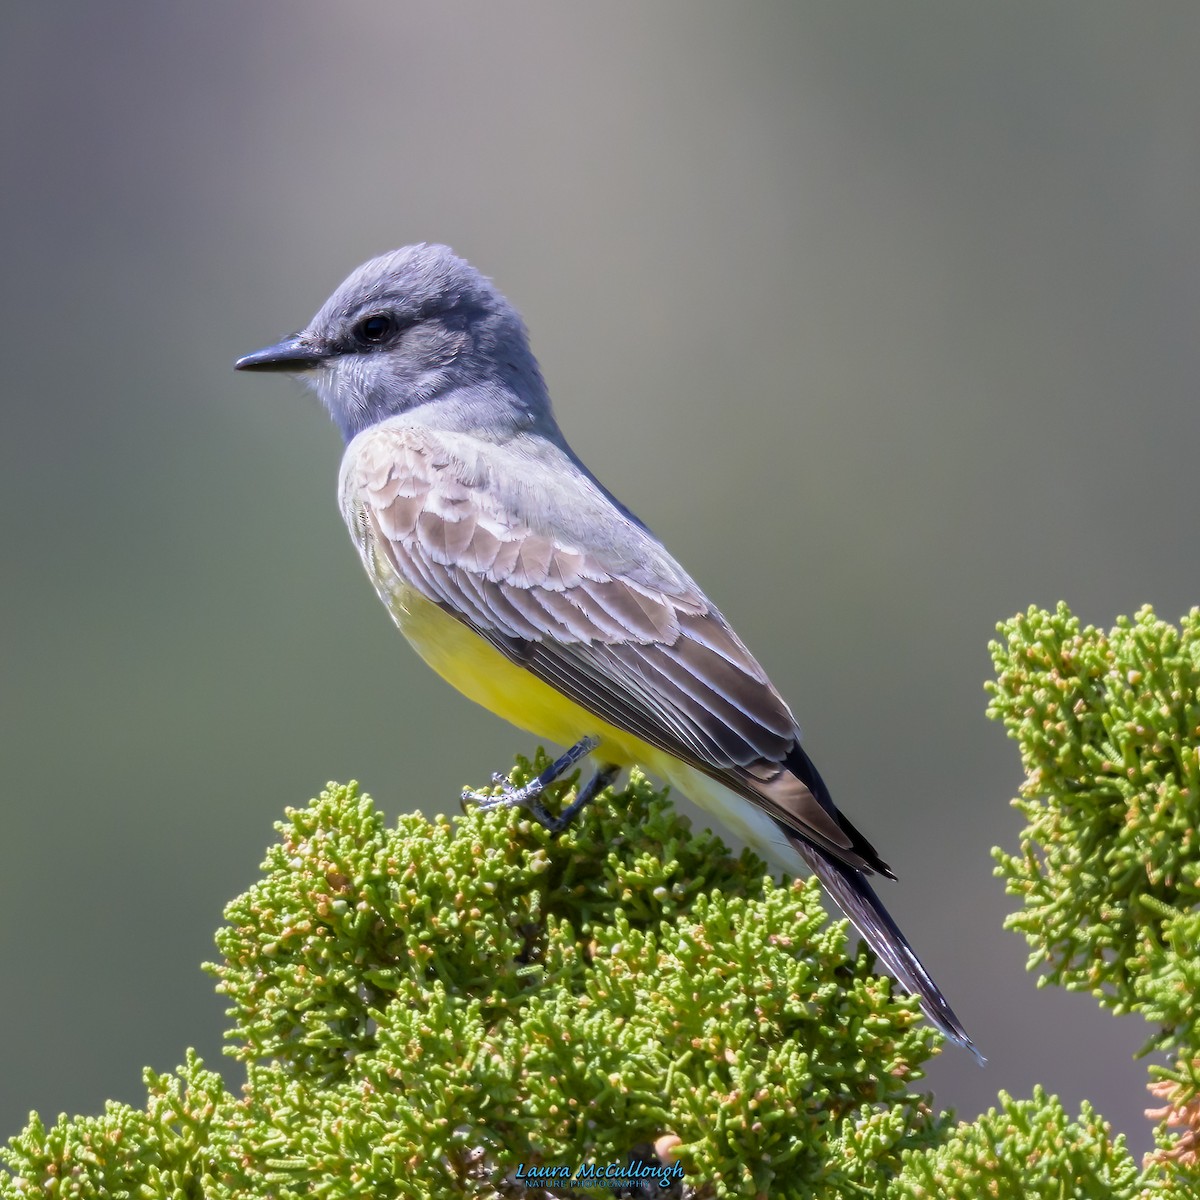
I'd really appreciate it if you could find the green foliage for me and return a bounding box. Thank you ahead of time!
[889,1087,1139,1200]
[206,763,944,1197]
[1,1050,228,1199]
[987,603,1200,1047]
[988,603,1200,1188]
[1,763,947,1199]
[5,602,1200,1195]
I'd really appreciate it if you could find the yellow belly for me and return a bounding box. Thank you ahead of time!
[386,580,662,770]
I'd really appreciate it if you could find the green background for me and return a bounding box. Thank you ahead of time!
[4,2,1198,1161]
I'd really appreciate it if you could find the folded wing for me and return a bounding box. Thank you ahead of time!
[340,422,889,876]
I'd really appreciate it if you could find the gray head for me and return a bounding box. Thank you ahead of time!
[236,244,555,443]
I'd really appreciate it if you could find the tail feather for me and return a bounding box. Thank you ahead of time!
[789,833,986,1066]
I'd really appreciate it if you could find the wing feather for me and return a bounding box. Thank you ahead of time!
[462,523,505,573]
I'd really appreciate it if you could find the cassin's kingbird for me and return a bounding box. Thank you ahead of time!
[236,244,981,1061]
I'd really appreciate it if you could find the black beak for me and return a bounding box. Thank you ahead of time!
[235,333,325,372]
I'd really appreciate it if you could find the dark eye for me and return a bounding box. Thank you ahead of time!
[355,313,396,345]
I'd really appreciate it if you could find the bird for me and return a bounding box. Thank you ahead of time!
[235,243,981,1062]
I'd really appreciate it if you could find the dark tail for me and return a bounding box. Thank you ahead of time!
[788,832,985,1065]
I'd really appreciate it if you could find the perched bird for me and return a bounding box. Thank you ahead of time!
[236,244,981,1061]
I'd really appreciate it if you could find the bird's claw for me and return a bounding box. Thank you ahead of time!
[461,775,531,810]
[461,736,612,834]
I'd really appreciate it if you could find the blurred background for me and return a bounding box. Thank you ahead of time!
[3,1,1198,1160]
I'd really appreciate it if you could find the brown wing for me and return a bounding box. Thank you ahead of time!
[340,422,886,874]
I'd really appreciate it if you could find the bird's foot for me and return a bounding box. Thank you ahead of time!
[462,736,617,834]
